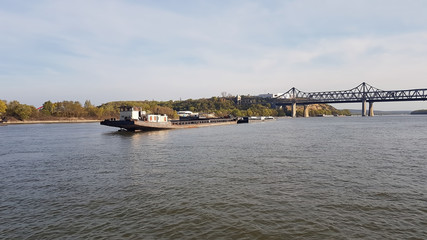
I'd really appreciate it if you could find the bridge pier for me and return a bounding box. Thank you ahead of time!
[292,102,296,118]
[362,99,367,117]
[368,102,374,116]
[304,105,309,118]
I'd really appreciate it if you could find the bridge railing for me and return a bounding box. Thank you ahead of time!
[366,89,427,102]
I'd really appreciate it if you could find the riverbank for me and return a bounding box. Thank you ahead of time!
[2,119,101,125]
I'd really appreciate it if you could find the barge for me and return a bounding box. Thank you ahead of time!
[100,106,237,131]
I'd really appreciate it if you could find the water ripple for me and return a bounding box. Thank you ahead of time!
[1,118,427,239]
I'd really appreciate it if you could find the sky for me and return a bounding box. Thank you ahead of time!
[1,0,427,110]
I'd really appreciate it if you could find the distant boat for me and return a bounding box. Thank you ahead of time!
[237,116,275,123]
[410,109,427,115]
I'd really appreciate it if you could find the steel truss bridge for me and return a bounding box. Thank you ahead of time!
[269,82,427,117]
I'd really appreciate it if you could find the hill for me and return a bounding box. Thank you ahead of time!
[1,98,351,121]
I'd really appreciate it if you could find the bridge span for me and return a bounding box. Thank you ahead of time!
[270,82,427,117]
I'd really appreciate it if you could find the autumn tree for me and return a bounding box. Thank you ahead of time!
[40,101,55,116]
[0,100,6,116]
[6,100,37,120]
[55,101,84,117]
[83,100,103,118]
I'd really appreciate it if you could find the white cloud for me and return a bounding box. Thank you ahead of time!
[1,0,427,110]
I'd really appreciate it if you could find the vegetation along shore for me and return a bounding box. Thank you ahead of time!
[3,119,101,125]
[1,97,353,123]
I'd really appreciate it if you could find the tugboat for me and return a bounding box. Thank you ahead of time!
[100,106,238,132]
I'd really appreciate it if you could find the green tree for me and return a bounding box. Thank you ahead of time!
[6,100,20,117]
[55,101,84,117]
[83,100,101,118]
[0,100,6,116]
[16,104,35,120]
[340,109,351,116]
[276,107,286,116]
[41,101,55,116]
[6,100,36,120]
[231,109,243,117]
[84,100,93,109]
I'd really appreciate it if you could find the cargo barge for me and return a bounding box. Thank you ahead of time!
[100,106,237,132]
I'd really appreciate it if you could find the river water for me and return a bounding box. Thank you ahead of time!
[1,116,426,239]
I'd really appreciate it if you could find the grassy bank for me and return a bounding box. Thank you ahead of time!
[4,119,101,125]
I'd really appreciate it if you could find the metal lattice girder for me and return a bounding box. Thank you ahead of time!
[274,82,427,104]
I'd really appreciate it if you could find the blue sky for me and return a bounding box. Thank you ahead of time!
[1,0,427,110]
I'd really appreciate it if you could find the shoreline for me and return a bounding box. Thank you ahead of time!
[2,119,101,125]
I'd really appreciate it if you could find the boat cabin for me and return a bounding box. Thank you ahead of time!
[119,106,141,121]
[119,106,168,122]
[119,106,142,121]
[147,115,168,123]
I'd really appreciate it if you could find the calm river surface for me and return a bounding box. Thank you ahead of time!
[1,116,426,239]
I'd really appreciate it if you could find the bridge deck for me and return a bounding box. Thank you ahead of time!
[272,82,427,105]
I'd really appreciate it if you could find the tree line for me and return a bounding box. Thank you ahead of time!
[0,97,351,121]
[0,100,114,121]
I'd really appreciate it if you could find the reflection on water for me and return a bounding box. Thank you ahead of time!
[1,117,427,239]
[102,128,172,138]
